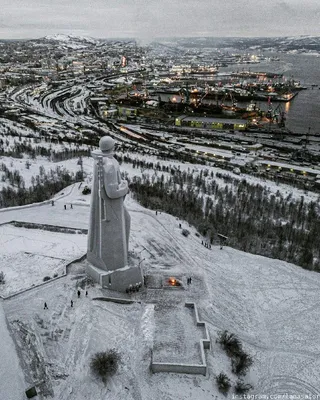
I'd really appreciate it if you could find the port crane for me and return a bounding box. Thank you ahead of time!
[179,82,190,105]
[221,91,237,108]
[194,83,210,107]
[266,102,286,128]
[180,83,211,108]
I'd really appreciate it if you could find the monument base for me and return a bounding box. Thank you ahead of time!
[86,262,144,293]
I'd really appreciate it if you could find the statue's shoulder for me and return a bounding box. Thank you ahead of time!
[92,149,103,159]
[105,158,117,175]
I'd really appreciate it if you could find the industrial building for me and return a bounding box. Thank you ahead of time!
[175,115,248,131]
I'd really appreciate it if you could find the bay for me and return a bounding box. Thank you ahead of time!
[220,52,320,134]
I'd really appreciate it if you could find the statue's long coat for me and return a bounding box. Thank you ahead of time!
[87,150,130,271]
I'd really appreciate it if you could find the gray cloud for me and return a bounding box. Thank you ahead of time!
[0,0,319,38]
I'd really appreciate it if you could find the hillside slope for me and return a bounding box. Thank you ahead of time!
[1,185,320,398]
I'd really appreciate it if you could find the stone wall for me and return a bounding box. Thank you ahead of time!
[151,302,210,376]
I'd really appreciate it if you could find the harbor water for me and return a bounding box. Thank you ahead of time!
[220,53,320,134]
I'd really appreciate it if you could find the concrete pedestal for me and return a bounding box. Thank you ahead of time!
[86,262,143,293]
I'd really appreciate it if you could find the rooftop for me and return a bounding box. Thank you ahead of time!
[178,115,248,125]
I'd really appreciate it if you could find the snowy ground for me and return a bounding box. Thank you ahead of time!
[153,304,203,364]
[0,225,87,297]
[0,154,92,191]
[1,184,320,399]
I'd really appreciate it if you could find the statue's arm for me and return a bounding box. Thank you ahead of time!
[104,167,128,199]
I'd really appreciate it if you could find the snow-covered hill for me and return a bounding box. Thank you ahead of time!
[174,35,320,54]
[42,33,98,49]
[1,183,320,399]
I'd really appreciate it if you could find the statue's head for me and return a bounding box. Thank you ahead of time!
[99,136,115,153]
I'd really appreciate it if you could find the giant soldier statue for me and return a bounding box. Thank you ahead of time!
[87,136,143,292]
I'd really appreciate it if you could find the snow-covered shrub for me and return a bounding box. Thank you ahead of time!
[234,380,253,394]
[82,186,91,195]
[182,229,190,237]
[231,352,253,376]
[218,330,253,376]
[90,350,120,383]
[43,276,51,282]
[0,271,5,284]
[215,372,231,394]
[217,330,242,357]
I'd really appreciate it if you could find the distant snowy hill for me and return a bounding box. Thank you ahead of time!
[174,35,320,54]
[239,35,320,53]
[41,33,98,49]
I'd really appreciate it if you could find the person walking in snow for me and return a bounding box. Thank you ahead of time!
[71,300,73,307]
[44,302,48,309]
[77,290,81,298]
[85,290,88,296]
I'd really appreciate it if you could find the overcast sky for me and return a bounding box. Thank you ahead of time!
[0,0,319,40]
